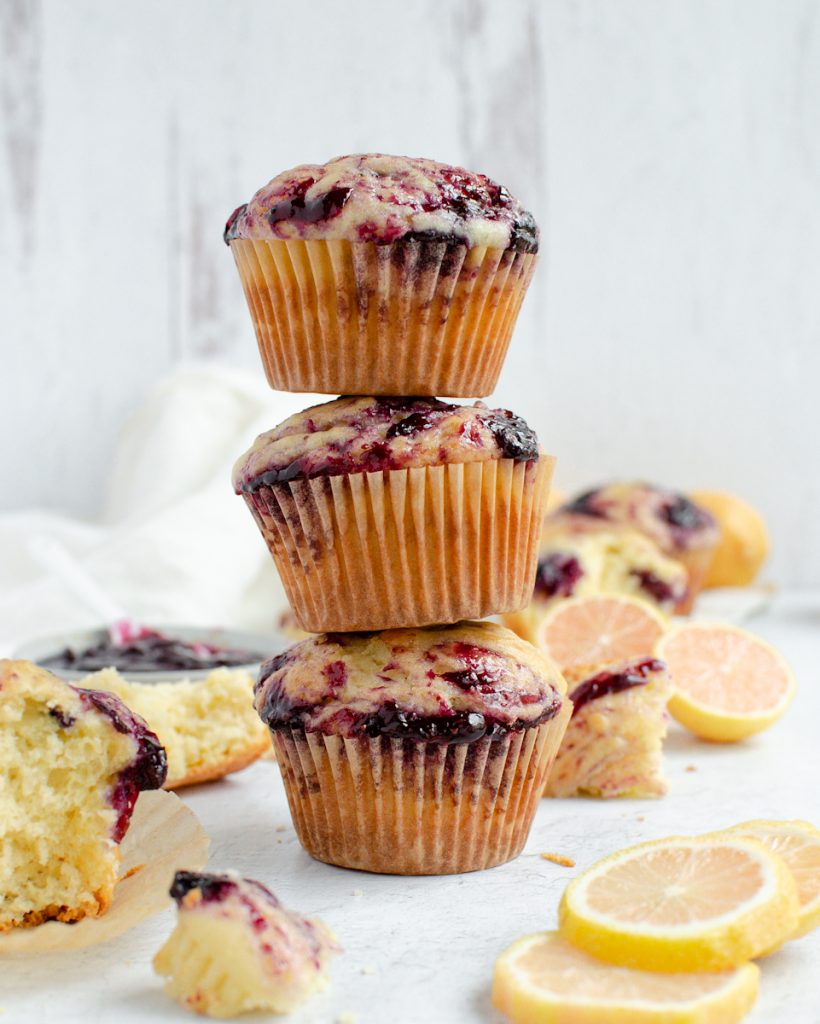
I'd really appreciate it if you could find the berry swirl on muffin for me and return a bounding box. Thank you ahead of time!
[560,482,718,554]
[255,621,565,744]
[232,396,540,493]
[224,153,538,252]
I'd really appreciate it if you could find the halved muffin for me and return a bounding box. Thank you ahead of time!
[0,659,167,929]
[81,667,272,789]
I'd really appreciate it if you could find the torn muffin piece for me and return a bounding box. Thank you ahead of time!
[154,871,339,1018]
[545,657,672,799]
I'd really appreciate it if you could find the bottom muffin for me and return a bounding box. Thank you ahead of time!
[254,622,570,875]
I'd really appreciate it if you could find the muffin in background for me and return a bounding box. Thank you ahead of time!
[254,622,570,875]
[553,482,720,613]
[502,525,686,644]
[224,153,538,397]
[690,489,769,588]
[81,667,272,789]
[154,871,339,1017]
[233,396,554,633]
[544,658,672,799]
[0,660,167,930]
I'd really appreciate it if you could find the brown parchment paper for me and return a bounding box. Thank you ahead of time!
[0,789,209,955]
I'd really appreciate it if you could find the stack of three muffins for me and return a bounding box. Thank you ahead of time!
[225,154,571,874]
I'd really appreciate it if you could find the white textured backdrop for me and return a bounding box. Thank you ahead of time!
[2,0,819,584]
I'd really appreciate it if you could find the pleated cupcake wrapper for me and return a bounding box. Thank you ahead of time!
[230,238,537,397]
[243,455,554,633]
[272,702,571,875]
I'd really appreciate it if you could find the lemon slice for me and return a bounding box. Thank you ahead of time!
[656,622,795,742]
[492,931,759,1024]
[725,820,820,940]
[558,835,800,971]
[537,595,667,670]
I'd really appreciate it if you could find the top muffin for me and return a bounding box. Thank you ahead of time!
[232,396,541,492]
[224,153,538,252]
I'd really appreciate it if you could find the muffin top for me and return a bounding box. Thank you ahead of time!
[233,396,541,493]
[254,622,566,743]
[558,482,720,553]
[224,153,538,252]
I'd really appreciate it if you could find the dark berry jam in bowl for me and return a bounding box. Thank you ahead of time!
[13,624,277,684]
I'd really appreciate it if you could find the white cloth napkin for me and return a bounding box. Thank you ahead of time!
[0,365,316,655]
[0,365,772,657]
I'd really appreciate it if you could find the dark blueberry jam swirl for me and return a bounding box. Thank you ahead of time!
[170,871,240,905]
[169,871,284,934]
[660,495,714,533]
[353,701,560,743]
[631,569,684,607]
[48,705,76,729]
[569,658,665,717]
[484,410,539,461]
[223,203,248,244]
[266,183,352,230]
[77,688,167,842]
[534,553,585,601]
[40,628,265,674]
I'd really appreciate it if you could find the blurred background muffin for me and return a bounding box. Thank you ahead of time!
[503,524,687,643]
[552,482,719,613]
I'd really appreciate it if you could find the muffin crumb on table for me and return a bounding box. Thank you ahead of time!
[541,852,576,867]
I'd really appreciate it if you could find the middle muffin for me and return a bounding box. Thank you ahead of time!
[233,396,555,633]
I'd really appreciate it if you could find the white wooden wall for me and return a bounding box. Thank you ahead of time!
[2,0,819,584]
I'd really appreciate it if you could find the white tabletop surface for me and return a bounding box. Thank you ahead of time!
[3,590,820,1023]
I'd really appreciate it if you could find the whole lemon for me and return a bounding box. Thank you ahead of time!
[690,489,769,587]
